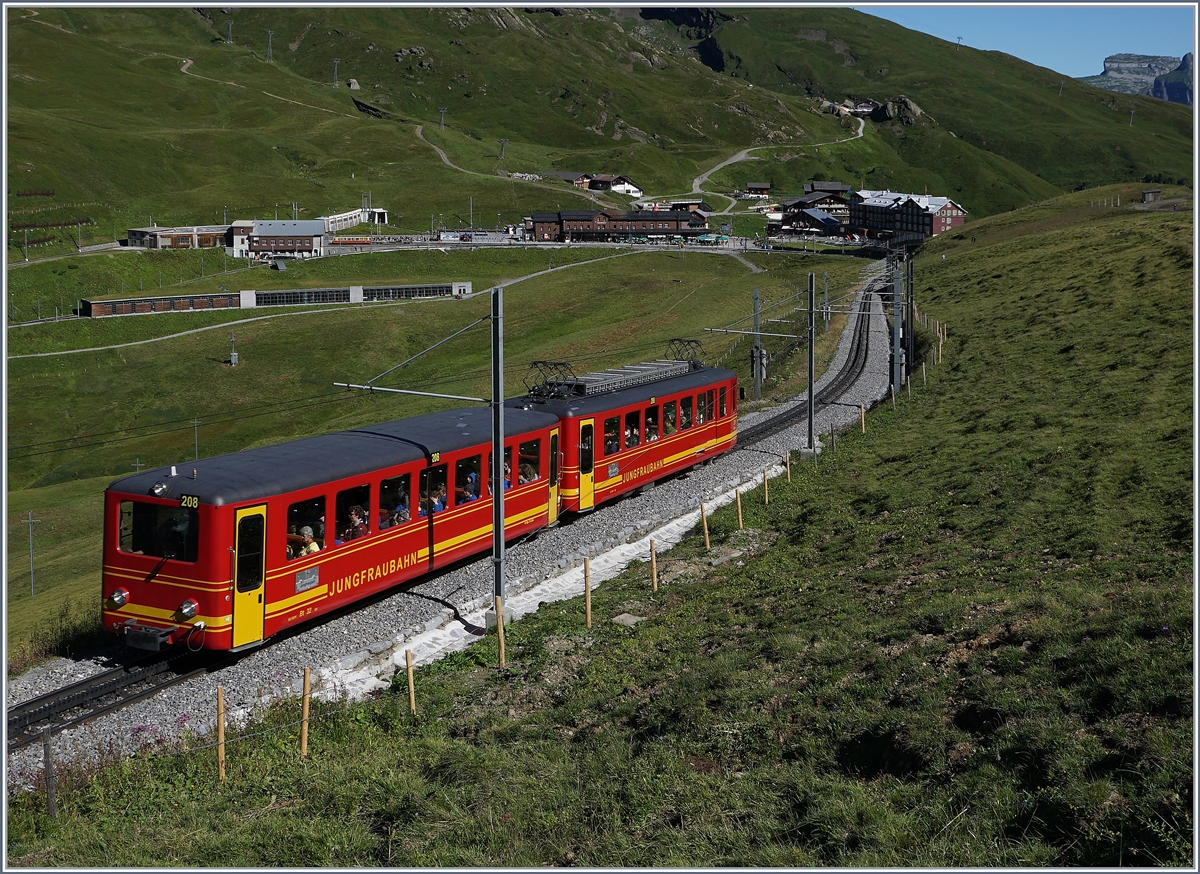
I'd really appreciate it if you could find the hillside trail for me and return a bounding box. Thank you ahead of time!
[412,126,621,207]
[16,8,75,35]
[647,117,867,215]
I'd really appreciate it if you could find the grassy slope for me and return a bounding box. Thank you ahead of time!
[5,246,865,661]
[14,6,1188,271]
[6,191,1192,866]
[699,7,1193,192]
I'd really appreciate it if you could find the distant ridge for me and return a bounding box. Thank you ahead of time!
[1077,53,1188,104]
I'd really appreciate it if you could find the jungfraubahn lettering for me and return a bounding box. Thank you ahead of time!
[331,550,423,595]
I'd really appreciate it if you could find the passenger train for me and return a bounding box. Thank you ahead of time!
[101,357,737,652]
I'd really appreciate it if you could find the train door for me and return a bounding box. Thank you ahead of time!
[548,428,560,525]
[578,419,595,511]
[231,505,267,649]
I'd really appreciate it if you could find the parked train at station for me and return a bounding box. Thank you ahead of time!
[101,357,737,652]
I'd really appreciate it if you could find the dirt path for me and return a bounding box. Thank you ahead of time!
[648,118,868,215]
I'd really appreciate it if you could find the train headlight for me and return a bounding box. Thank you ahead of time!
[151,481,168,497]
[108,587,129,608]
[178,599,199,620]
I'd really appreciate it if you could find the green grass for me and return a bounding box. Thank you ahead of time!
[5,189,1191,866]
[10,5,1188,272]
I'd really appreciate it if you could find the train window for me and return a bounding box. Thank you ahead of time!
[550,433,559,484]
[118,501,199,563]
[625,410,641,448]
[287,496,326,559]
[335,484,371,544]
[579,425,594,475]
[663,401,677,435]
[455,455,482,506]
[379,474,412,530]
[697,392,708,425]
[518,440,541,484]
[680,396,694,430]
[707,390,716,421]
[236,515,265,593]
[719,387,728,418]
[603,417,620,455]
[644,405,659,442]
[488,447,515,492]
[419,465,448,516]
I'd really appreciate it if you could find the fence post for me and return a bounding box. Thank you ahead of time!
[700,501,710,550]
[736,488,743,529]
[763,469,769,505]
[785,451,792,482]
[300,668,311,759]
[405,650,416,716]
[584,557,592,628]
[860,404,865,433]
[42,729,57,818]
[217,687,226,782]
[495,596,506,668]
[650,539,658,592]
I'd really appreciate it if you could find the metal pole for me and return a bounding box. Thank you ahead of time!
[808,272,815,453]
[491,287,506,605]
[752,288,762,401]
[892,268,904,390]
[902,258,912,384]
[26,511,40,596]
[823,271,829,333]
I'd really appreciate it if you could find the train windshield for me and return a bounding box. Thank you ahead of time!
[119,500,200,563]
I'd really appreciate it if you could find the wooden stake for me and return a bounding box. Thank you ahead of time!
[217,686,226,782]
[650,539,658,592]
[405,650,416,716]
[830,421,836,453]
[890,384,896,410]
[584,557,592,628]
[763,469,769,505]
[701,501,710,550]
[922,361,926,385]
[495,596,506,668]
[300,668,310,759]
[42,728,56,818]
[860,404,865,433]
[736,488,743,529]
[785,451,791,482]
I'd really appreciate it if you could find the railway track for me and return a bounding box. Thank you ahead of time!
[737,288,877,447]
[6,650,233,752]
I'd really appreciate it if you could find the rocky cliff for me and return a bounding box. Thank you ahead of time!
[1077,53,1180,96]
[1151,52,1193,107]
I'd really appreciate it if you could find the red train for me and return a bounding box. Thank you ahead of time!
[101,359,737,652]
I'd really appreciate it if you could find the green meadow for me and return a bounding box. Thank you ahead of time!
[6,189,1192,866]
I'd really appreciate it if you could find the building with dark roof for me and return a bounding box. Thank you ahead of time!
[523,208,708,242]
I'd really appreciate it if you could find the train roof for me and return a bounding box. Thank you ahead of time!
[107,407,560,506]
[505,364,737,419]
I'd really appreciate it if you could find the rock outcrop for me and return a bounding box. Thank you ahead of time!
[870,96,923,125]
[1078,53,1181,96]
[1151,52,1193,107]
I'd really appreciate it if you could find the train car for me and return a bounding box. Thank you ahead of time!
[330,236,372,246]
[101,408,561,652]
[507,359,738,513]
